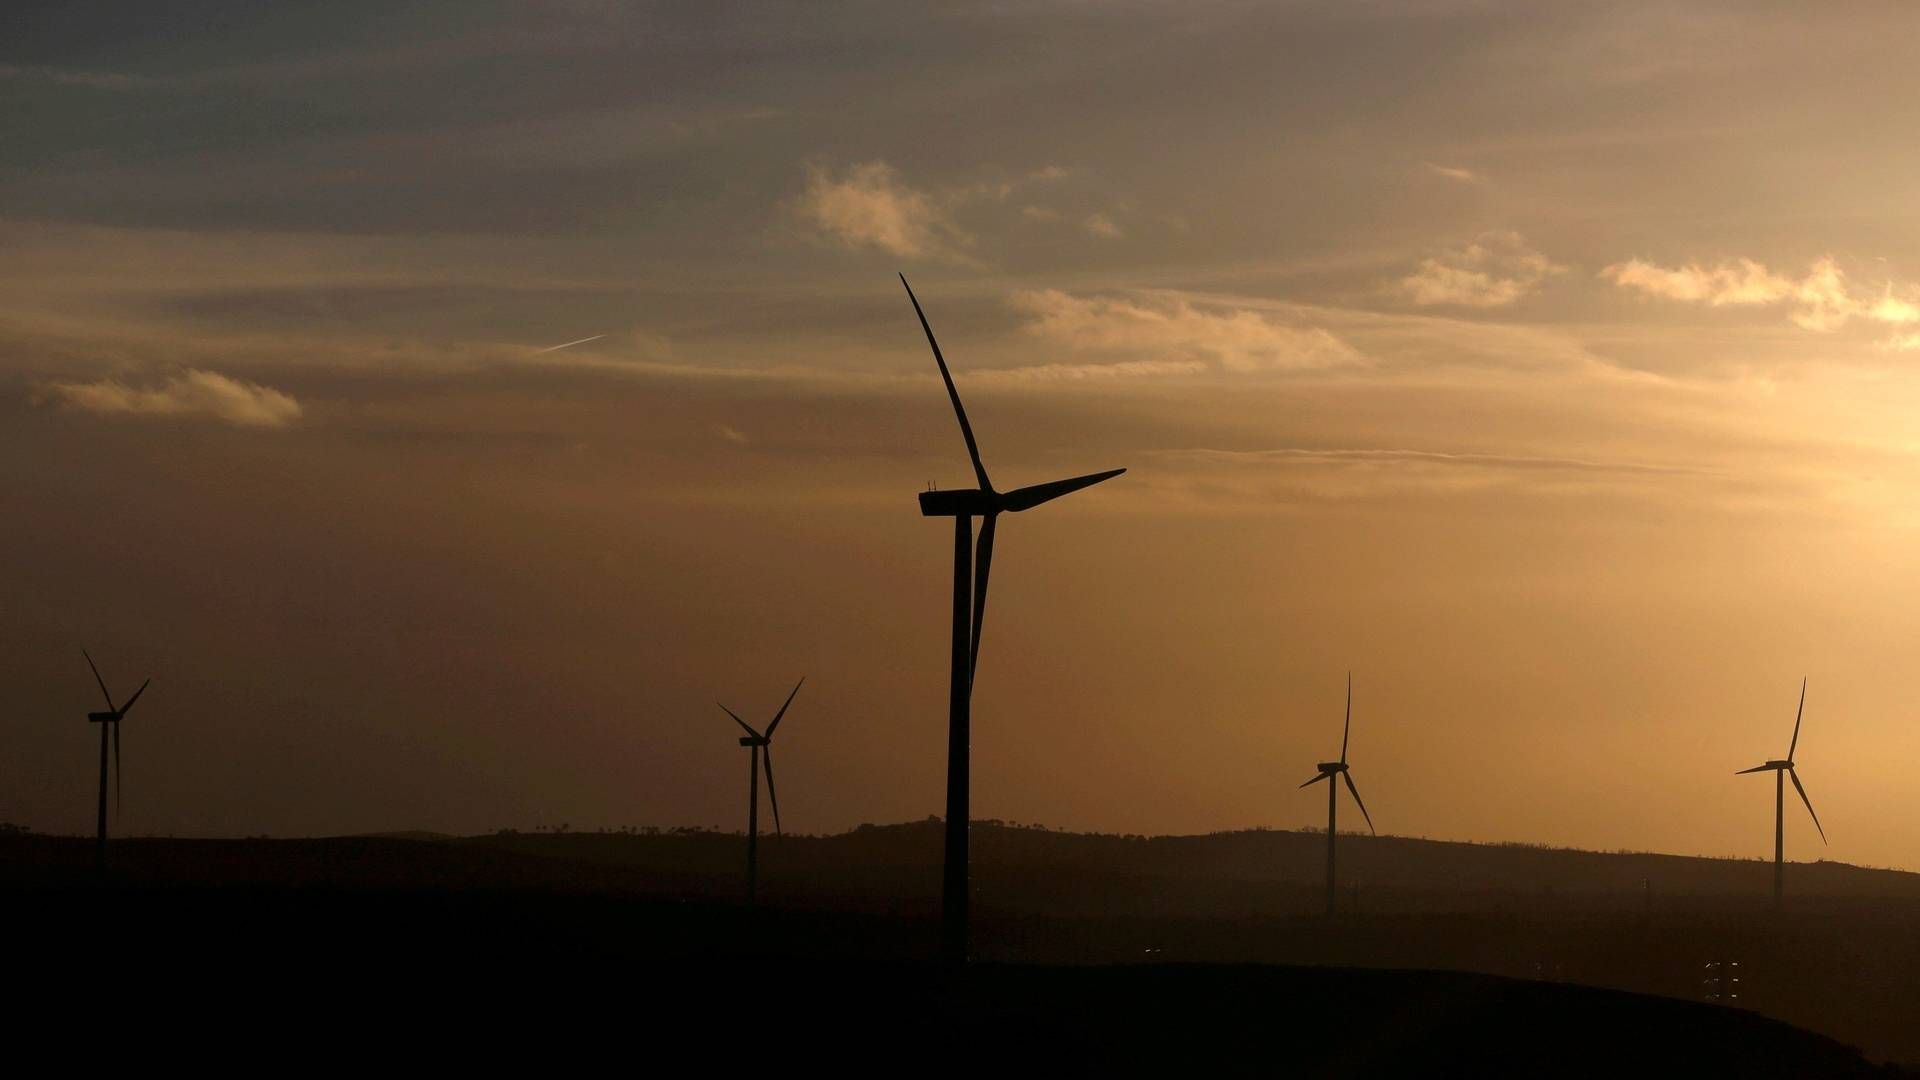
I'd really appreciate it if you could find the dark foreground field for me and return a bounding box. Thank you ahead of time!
[6,832,1914,1075]
[9,884,1907,1077]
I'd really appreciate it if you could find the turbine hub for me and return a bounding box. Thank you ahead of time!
[1317,762,1346,774]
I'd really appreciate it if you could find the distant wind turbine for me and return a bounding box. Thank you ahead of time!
[1300,672,1374,917]
[901,274,1126,965]
[718,678,803,903]
[82,650,151,872]
[1736,678,1826,907]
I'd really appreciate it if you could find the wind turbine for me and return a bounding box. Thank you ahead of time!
[1736,678,1826,907]
[82,649,151,872]
[1299,672,1373,917]
[717,678,803,903]
[901,275,1125,966]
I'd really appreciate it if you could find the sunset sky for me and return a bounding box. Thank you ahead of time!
[5,2,1919,872]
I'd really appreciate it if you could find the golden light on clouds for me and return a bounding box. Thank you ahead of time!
[41,369,303,428]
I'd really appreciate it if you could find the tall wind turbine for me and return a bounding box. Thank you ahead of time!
[82,649,151,872]
[718,678,803,903]
[1736,678,1826,907]
[901,275,1125,966]
[1300,673,1374,917]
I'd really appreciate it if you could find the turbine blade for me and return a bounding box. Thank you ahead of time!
[1341,672,1352,765]
[762,747,782,838]
[1735,763,1775,775]
[1788,768,1826,844]
[83,649,115,712]
[1342,771,1374,834]
[1788,677,1806,761]
[900,274,990,492]
[765,678,805,738]
[718,704,760,740]
[998,469,1126,513]
[113,720,123,816]
[969,514,996,683]
[1299,773,1330,789]
[117,678,151,718]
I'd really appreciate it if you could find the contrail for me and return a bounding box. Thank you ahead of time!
[535,334,606,354]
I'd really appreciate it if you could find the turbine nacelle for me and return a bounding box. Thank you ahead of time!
[919,488,997,517]
[919,470,1128,520]
[1316,762,1348,775]
[738,735,769,747]
[88,711,119,723]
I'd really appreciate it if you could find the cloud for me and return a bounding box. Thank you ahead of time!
[1142,446,1720,507]
[979,358,1210,382]
[1869,290,1920,325]
[1158,446,1702,477]
[794,160,1089,263]
[41,370,303,428]
[1603,256,1920,335]
[794,161,973,262]
[1424,163,1480,183]
[1599,258,1793,306]
[1009,290,1361,374]
[1400,232,1563,308]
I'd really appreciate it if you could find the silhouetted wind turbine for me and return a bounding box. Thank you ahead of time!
[901,274,1125,966]
[1300,672,1373,917]
[82,650,150,872]
[718,678,803,903]
[1736,678,1826,907]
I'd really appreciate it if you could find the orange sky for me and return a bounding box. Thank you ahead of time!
[2,2,1917,871]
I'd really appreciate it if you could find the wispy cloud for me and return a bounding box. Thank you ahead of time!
[1603,256,1920,335]
[1143,445,1723,507]
[1009,289,1360,374]
[1424,162,1480,183]
[978,358,1210,382]
[1600,258,1793,306]
[41,370,303,428]
[1156,446,1704,476]
[794,161,974,263]
[794,159,1089,263]
[1400,232,1562,308]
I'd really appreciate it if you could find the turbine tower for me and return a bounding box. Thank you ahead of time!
[1300,672,1373,916]
[82,649,151,872]
[718,678,803,903]
[901,275,1125,966]
[1736,678,1826,907]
